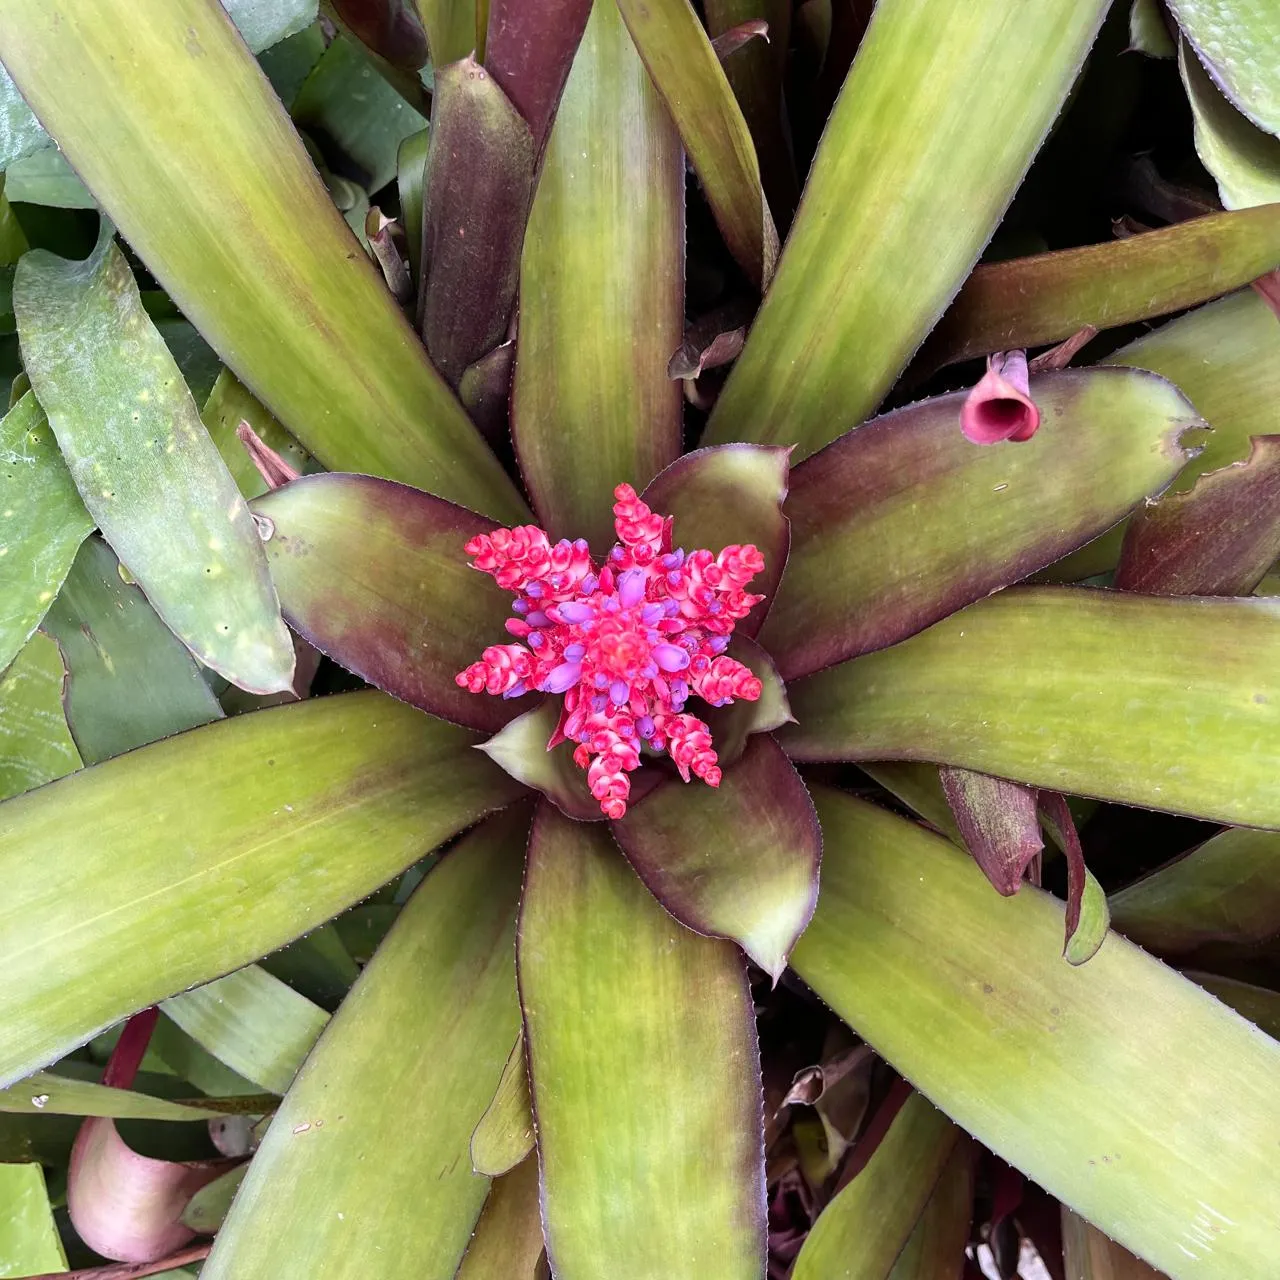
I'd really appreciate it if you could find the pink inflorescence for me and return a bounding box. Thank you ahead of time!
[456,484,766,819]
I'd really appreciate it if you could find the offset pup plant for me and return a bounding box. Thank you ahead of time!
[1,0,1280,1277]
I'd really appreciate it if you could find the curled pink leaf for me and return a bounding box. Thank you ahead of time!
[959,350,1041,444]
[68,1011,238,1263]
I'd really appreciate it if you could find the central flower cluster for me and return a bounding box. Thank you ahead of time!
[456,484,766,818]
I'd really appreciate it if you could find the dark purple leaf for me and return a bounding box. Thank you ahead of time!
[613,733,820,980]
[483,0,593,152]
[763,370,1197,680]
[459,339,516,447]
[711,19,770,61]
[330,0,429,69]
[419,57,536,388]
[1115,436,1280,596]
[251,474,516,732]
[939,767,1042,896]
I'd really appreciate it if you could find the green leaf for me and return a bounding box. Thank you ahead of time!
[704,0,796,227]
[0,174,27,262]
[1189,972,1280,1041]
[761,370,1198,680]
[201,369,310,502]
[0,67,45,169]
[1180,39,1280,210]
[0,0,319,172]
[0,691,522,1086]
[225,0,320,53]
[704,0,1109,458]
[2,146,96,208]
[792,788,1280,1279]
[14,225,295,695]
[1050,288,1280,583]
[418,0,477,66]
[1110,290,1280,486]
[510,0,683,547]
[885,1139,975,1280]
[1129,0,1175,58]
[792,1091,960,1280]
[0,392,92,673]
[260,22,328,107]
[1066,868,1110,967]
[292,33,429,193]
[180,1163,249,1234]
[397,126,429,281]
[614,734,820,980]
[1110,825,1280,955]
[161,967,329,1096]
[252,473,514,732]
[0,1072,256,1122]
[455,1157,545,1280]
[40,537,224,766]
[0,0,525,521]
[1062,1208,1167,1279]
[783,587,1280,828]
[1166,0,1280,135]
[519,804,766,1280]
[470,1035,534,1177]
[258,925,360,1010]
[418,56,534,387]
[920,208,1280,369]
[861,762,962,844]
[0,632,80,800]
[642,444,790,639]
[0,1163,67,1276]
[148,1019,263,1101]
[701,634,793,767]
[478,698,650,820]
[203,808,528,1279]
[617,0,777,288]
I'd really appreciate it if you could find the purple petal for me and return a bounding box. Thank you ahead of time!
[654,643,690,672]
[557,601,595,624]
[542,662,583,693]
[610,680,630,706]
[618,568,647,608]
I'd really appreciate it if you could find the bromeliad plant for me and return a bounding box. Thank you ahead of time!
[3,0,1280,1277]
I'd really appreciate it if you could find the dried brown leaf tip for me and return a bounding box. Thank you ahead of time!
[960,350,1041,444]
[236,420,300,491]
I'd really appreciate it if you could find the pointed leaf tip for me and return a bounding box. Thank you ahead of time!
[613,733,820,980]
[519,805,767,1280]
[1041,792,1108,965]
[13,225,294,695]
[939,767,1042,896]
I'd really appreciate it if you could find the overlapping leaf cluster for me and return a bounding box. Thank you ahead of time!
[1,1,1280,1278]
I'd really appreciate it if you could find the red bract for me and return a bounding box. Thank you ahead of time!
[457,483,765,816]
